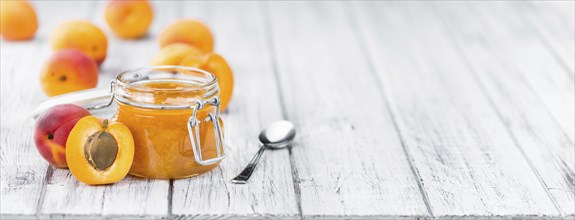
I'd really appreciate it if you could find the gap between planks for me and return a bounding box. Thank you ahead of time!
[260,2,304,219]
[345,1,435,218]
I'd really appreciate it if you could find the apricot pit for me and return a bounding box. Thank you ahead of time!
[84,120,118,171]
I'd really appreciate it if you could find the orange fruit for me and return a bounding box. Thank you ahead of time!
[66,116,134,185]
[158,19,214,53]
[151,43,202,66]
[105,0,153,39]
[40,49,98,97]
[0,0,38,40]
[180,53,234,111]
[50,21,108,64]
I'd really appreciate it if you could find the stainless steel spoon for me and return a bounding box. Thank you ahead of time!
[231,120,296,184]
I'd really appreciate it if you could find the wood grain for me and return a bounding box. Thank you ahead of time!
[266,1,430,218]
[478,1,575,146]
[170,2,299,219]
[518,1,575,76]
[1,1,95,218]
[0,38,45,219]
[434,1,575,216]
[353,1,561,217]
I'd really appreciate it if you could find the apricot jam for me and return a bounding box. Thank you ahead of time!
[114,66,225,179]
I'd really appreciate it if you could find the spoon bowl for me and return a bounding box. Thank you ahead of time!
[259,120,296,149]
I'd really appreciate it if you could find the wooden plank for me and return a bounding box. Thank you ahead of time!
[434,1,575,216]
[0,22,42,219]
[0,1,95,218]
[96,1,173,218]
[353,1,561,217]
[480,1,575,145]
[39,1,178,218]
[518,1,575,76]
[170,2,299,219]
[266,1,430,218]
[0,125,45,218]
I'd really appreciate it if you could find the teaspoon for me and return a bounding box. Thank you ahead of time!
[231,120,296,184]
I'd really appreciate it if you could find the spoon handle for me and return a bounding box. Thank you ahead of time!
[231,144,267,184]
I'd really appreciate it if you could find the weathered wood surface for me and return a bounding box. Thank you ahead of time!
[435,1,575,215]
[266,1,430,218]
[353,1,571,218]
[518,1,575,76]
[1,1,573,219]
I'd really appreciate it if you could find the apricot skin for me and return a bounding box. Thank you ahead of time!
[34,104,91,168]
[40,49,99,97]
[151,43,202,66]
[50,21,108,64]
[67,116,134,185]
[180,53,234,111]
[105,0,153,39]
[158,19,214,53]
[0,0,38,40]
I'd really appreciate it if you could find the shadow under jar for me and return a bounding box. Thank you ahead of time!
[113,66,226,179]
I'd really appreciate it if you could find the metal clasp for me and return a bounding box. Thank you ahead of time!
[187,97,227,166]
[87,80,116,111]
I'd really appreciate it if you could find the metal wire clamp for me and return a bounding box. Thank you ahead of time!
[187,97,227,165]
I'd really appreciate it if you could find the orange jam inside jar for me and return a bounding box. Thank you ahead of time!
[113,66,226,179]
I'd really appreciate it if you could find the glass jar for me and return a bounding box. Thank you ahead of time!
[109,66,226,179]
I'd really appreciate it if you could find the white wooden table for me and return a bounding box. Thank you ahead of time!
[1,1,574,219]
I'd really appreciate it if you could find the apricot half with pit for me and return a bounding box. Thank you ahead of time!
[66,116,134,185]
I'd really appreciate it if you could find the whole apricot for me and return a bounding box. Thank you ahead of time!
[50,21,108,64]
[180,53,234,111]
[34,104,91,168]
[151,43,202,66]
[40,49,99,97]
[158,19,214,53]
[0,0,38,40]
[105,0,153,39]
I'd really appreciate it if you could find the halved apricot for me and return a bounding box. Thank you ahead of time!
[180,53,234,111]
[66,116,134,185]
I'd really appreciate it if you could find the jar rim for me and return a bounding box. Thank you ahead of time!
[115,65,217,91]
[113,65,220,109]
